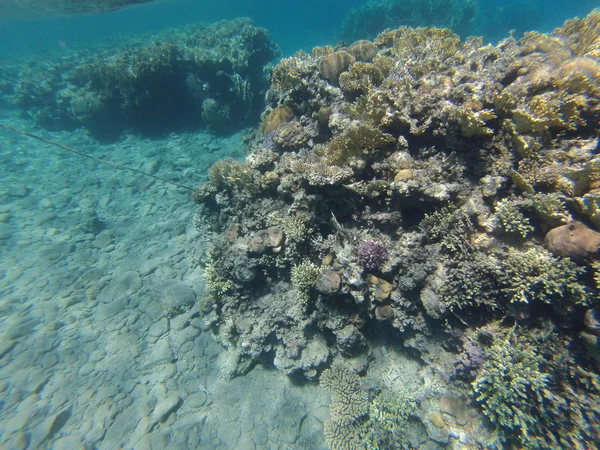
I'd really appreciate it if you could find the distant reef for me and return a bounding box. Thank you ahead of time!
[192,11,600,449]
[340,0,478,42]
[0,18,279,138]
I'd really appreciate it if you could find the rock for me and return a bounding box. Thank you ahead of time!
[544,221,600,260]
[335,325,366,355]
[0,223,12,240]
[151,394,182,424]
[154,280,195,312]
[315,269,341,294]
[439,395,470,426]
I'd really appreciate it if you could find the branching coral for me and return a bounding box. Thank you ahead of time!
[497,246,587,305]
[473,327,550,444]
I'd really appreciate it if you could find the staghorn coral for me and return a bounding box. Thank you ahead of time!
[473,327,550,446]
[473,325,600,448]
[492,197,534,238]
[497,246,587,305]
[291,260,320,302]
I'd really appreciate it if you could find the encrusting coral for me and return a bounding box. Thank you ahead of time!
[191,10,600,448]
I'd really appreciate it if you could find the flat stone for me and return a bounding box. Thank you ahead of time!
[151,394,182,424]
[439,395,470,426]
[145,336,173,368]
[0,223,12,240]
[154,280,195,312]
[187,391,208,408]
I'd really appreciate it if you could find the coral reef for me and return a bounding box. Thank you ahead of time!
[2,18,279,137]
[473,324,600,448]
[191,10,600,448]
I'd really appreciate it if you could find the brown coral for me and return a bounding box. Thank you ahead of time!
[261,105,294,135]
[273,120,308,149]
[347,40,377,62]
[544,221,600,261]
[318,51,356,85]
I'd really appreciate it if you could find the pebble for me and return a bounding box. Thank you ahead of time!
[151,394,182,424]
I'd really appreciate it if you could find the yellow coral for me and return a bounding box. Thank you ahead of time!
[261,105,294,135]
[315,123,395,166]
[455,106,496,137]
[338,62,384,95]
[208,158,256,192]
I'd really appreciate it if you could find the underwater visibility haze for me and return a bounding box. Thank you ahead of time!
[0,0,600,449]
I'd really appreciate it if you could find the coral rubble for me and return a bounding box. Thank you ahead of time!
[192,10,600,449]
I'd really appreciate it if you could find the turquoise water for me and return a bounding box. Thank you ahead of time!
[1,1,599,449]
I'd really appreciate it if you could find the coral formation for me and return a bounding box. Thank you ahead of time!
[191,10,600,448]
[2,18,279,137]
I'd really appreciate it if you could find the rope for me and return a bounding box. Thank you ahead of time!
[0,123,195,192]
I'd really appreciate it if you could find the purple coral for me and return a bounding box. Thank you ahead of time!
[453,337,485,380]
[357,241,388,271]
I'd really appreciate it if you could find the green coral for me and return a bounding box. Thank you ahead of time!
[315,123,395,166]
[493,198,534,238]
[420,206,473,254]
[321,362,370,450]
[473,326,600,448]
[439,252,499,312]
[365,388,419,449]
[204,252,233,299]
[498,247,587,305]
[208,158,257,192]
[291,260,320,302]
[339,62,384,95]
[525,191,572,225]
[283,214,314,243]
[473,327,550,445]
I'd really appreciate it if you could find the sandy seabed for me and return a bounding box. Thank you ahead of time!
[0,114,331,450]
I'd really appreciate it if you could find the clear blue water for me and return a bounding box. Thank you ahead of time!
[0,0,598,59]
[0,1,599,449]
